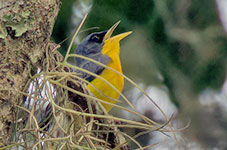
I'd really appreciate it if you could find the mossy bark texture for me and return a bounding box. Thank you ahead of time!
[0,0,60,146]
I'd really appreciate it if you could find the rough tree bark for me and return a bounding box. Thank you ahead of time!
[0,0,60,146]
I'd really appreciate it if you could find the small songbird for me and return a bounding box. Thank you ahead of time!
[74,22,132,112]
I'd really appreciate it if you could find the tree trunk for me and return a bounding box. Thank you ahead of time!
[0,0,60,146]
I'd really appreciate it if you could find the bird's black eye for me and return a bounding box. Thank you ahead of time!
[90,34,101,43]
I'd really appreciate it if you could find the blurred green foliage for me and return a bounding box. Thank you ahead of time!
[52,0,227,106]
[187,0,217,28]
[52,0,75,55]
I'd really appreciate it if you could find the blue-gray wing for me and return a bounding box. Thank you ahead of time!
[75,54,110,82]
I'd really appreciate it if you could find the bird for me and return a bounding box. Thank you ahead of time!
[74,22,132,112]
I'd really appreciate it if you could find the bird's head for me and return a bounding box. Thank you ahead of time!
[102,21,132,55]
[75,21,132,65]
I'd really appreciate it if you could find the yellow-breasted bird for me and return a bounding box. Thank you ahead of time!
[74,22,132,112]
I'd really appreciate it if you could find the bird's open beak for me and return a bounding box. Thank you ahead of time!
[103,21,132,42]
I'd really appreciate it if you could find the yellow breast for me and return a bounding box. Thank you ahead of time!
[87,31,131,112]
[87,39,124,112]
